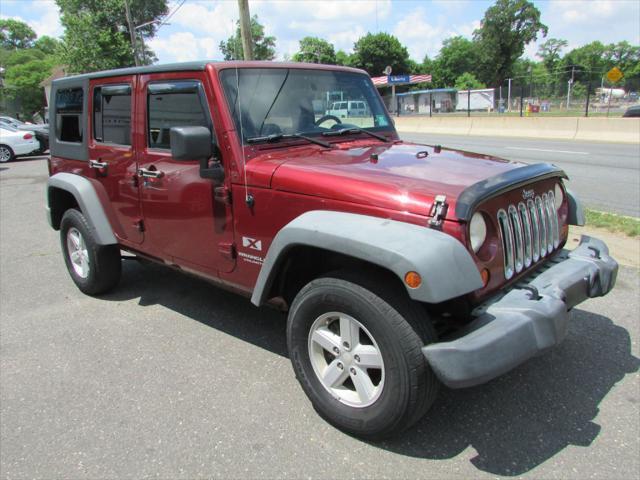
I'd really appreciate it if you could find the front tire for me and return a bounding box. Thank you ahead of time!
[287,274,439,439]
[60,209,121,295]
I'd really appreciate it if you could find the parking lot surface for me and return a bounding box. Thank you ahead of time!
[1,158,639,479]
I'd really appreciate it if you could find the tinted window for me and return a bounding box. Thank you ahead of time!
[94,85,132,145]
[147,81,209,149]
[55,88,83,143]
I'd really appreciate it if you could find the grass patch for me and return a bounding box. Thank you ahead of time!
[585,209,640,237]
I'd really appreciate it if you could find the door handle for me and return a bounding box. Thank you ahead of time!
[138,167,164,179]
[89,159,108,169]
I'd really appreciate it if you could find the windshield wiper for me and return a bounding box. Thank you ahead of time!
[246,132,332,148]
[321,127,388,142]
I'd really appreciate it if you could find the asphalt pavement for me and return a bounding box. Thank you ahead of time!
[1,158,639,479]
[401,132,640,218]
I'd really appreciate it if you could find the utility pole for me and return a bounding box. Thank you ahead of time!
[237,0,253,61]
[566,66,575,110]
[124,0,140,66]
[507,78,512,112]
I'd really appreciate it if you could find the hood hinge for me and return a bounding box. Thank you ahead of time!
[428,195,448,230]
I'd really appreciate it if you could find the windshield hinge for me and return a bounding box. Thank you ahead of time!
[428,195,448,230]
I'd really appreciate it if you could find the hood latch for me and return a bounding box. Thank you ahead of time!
[429,195,448,230]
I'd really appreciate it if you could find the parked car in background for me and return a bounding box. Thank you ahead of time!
[622,105,640,117]
[326,100,368,118]
[0,115,49,153]
[0,125,40,162]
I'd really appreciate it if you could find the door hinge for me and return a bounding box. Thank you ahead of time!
[428,195,448,230]
[218,241,236,260]
[134,218,145,233]
[214,186,232,205]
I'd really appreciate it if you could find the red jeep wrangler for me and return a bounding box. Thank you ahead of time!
[46,61,618,438]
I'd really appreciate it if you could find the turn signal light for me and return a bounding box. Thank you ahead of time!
[404,271,422,289]
[480,268,490,286]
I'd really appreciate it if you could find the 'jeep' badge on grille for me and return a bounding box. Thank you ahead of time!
[522,188,535,200]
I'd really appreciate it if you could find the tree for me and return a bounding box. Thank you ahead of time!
[292,37,336,64]
[335,50,352,66]
[0,19,37,49]
[537,38,568,72]
[473,0,548,85]
[34,36,62,56]
[350,32,411,76]
[56,0,169,73]
[433,36,479,87]
[4,56,56,115]
[454,72,486,90]
[219,15,276,61]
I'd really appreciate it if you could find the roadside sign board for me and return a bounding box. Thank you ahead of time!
[387,75,411,84]
[606,67,624,83]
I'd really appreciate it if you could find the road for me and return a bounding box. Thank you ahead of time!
[1,158,639,479]
[401,133,640,218]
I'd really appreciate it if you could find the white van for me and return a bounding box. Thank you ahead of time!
[326,100,368,118]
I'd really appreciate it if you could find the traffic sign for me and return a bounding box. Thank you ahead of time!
[387,75,410,84]
[606,66,624,83]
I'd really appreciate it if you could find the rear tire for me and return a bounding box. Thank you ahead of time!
[60,209,121,295]
[287,272,439,439]
[0,145,14,163]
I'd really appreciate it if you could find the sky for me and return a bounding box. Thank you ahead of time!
[1,0,639,69]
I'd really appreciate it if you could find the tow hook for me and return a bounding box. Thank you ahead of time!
[520,285,541,300]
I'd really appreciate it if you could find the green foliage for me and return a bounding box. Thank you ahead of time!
[432,36,479,87]
[350,32,411,76]
[4,56,56,115]
[56,0,168,73]
[219,15,276,61]
[586,209,640,237]
[34,36,61,56]
[537,38,568,72]
[292,37,336,64]
[335,50,352,66]
[473,0,548,85]
[454,72,486,90]
[0,19,37,49]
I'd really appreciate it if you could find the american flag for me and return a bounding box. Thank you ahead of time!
[371,74,432,86]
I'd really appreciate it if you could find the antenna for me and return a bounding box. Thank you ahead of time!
[235,65,252,207]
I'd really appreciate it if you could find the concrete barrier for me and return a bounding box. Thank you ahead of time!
[394,116,640,144]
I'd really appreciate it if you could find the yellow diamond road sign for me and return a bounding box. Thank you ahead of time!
[606,66,624,83]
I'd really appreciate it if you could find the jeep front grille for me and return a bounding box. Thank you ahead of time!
[497,191,560,280]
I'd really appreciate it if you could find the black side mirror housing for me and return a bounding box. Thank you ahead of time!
[169,126,224,183]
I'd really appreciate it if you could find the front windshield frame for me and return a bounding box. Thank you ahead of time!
[219,67,395,145]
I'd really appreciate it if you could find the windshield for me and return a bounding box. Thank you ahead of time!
[220,68,392,144]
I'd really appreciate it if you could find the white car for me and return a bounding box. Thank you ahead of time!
[0,125,40,162]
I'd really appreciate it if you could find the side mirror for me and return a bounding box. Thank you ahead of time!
[169,126,224,183]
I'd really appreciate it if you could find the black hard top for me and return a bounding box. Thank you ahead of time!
[53,60,365,85]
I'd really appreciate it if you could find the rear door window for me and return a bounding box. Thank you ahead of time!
[93,84,132,145]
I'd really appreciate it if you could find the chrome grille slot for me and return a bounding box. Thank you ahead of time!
[508,205,524,273]
[518,202,533,268]
[497,209,515,279]
[497,192,561,280]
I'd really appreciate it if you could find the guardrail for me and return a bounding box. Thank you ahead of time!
[394,116,640,143]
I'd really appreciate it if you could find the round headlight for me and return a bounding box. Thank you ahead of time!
[554,183,564,210]
[469,212,487,253]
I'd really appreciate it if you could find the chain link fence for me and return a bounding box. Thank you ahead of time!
[381,76,638,117]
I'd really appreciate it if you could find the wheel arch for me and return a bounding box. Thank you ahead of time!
[47,172,117,245]
[251,211,483,307]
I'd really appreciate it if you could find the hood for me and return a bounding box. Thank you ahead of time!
[249,140,526,220]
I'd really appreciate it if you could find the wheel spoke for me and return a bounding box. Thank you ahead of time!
[80,256,89,277]
[351,366,376,403]
[311,327,342,354]
[69,231,80,249]
[353,344,383,369]
[339,315,360,348]
[323,359,349,388]
[70,251,81,263]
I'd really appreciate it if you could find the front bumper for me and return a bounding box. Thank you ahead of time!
[422,235,618,388]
